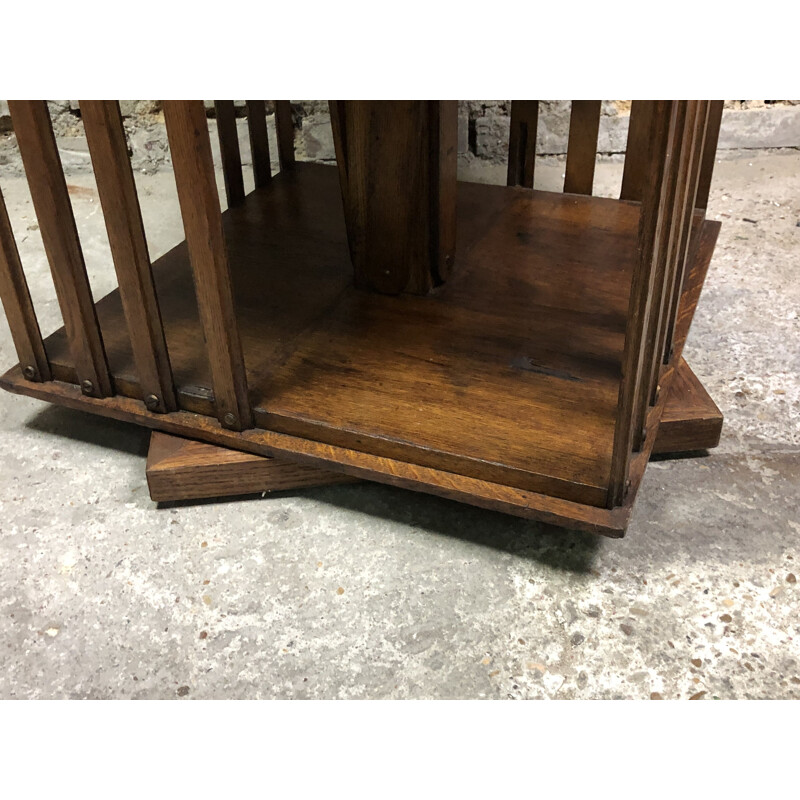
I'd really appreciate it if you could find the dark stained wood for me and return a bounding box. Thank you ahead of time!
[0,96,725,538]
[81,100,176,413]
[662,103,711,365]
[330,101,458,294]
[634,100,690,441]
[213,100,245,207]
[620,100,655,202]
[430,100,458,283]
[245,100,272,188]
[147,351,723,502]
[163,100,252,431]
[34,164,642,507]
[609,100,673,504]
[8,100,112,397]
[274,101,295,172]
[0,184,51,382]
[652,358,723,454]
[146,431,355,502]
[564,100,602,195]
[695,100,724,210]
[507,101,538,188]
[1,213,723,535]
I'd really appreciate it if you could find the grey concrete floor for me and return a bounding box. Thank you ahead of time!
[0,152,798,699]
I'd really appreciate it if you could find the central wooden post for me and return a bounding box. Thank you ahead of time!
[330,101,458,295]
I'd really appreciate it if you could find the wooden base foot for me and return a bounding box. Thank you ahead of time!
[652,357,723,455]
[146,359,722,503]
[145,430,356,503]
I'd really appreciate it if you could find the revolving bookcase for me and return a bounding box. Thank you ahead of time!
[0,100,724,536]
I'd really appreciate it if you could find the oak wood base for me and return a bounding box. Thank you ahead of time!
[145,358,722,503]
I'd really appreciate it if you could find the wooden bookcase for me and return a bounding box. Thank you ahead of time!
[0,100,724,536]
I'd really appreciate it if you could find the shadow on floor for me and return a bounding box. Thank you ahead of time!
[24,403,151,458]
[162,480,605,574]
[23,405,604,574]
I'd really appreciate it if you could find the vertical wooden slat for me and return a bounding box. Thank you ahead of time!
[274,101,295,173]
[0,183,51,382]
[507,101,538,188]
[608,100,674,506]
[245,100,272,188]
[662,102,712,366]
[620,100,655,201]
[9,100,112,397]
[632,101,691,449]
[163,100,252,431]
[695,100,724,210]
[214,101,245,207]
[564,100,602,195]
[429,100,458,284]
[81,100,176,413]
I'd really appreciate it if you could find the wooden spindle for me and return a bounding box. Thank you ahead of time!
[274,101,295,173]
[214,101,245,207]
[163,100,253,431]
[9,100,112,398]
[608,100,674,506]
[81,100,176,413]
[507,101,539,188]
[662,101,712,366]
[632,101,690,449]
[564,100,602,195]
[695,100,724,210]
[620,100,655,202]
[245,100,272,188]
[0,183,51,382]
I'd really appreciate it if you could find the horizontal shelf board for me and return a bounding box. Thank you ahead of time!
[41,163,643,508]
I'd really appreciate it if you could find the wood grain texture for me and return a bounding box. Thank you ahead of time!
[634,100,689,442]
[163,100,252,430]
[35,164,641,507]
[695,100,724,210]
[564,100,601,195]
[330,101,458,294]
[148,352,723,501]
[660,102,710,367]
[652,358,722,454]
[81,100,176,412]
[609,100,673,504]
[274,101,295,172]
[0,217,722,536]
[245,100,272,188]
[507,101,539,188]
[146,431,355,502]
[620,100,655,202]
[8,100,111,397]
[0,183,51,382]
[214,100,245,207]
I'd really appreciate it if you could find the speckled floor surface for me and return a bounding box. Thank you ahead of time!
[0,152,798,699]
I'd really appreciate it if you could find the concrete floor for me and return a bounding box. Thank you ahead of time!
[0,152,798,699]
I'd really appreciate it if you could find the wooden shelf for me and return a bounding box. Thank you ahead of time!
[40,163,640,507]
[0,100,725,537]
[145,356,722,503]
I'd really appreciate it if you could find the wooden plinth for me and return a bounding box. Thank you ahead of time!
[145,358,722,503]
[1,163,722,535]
